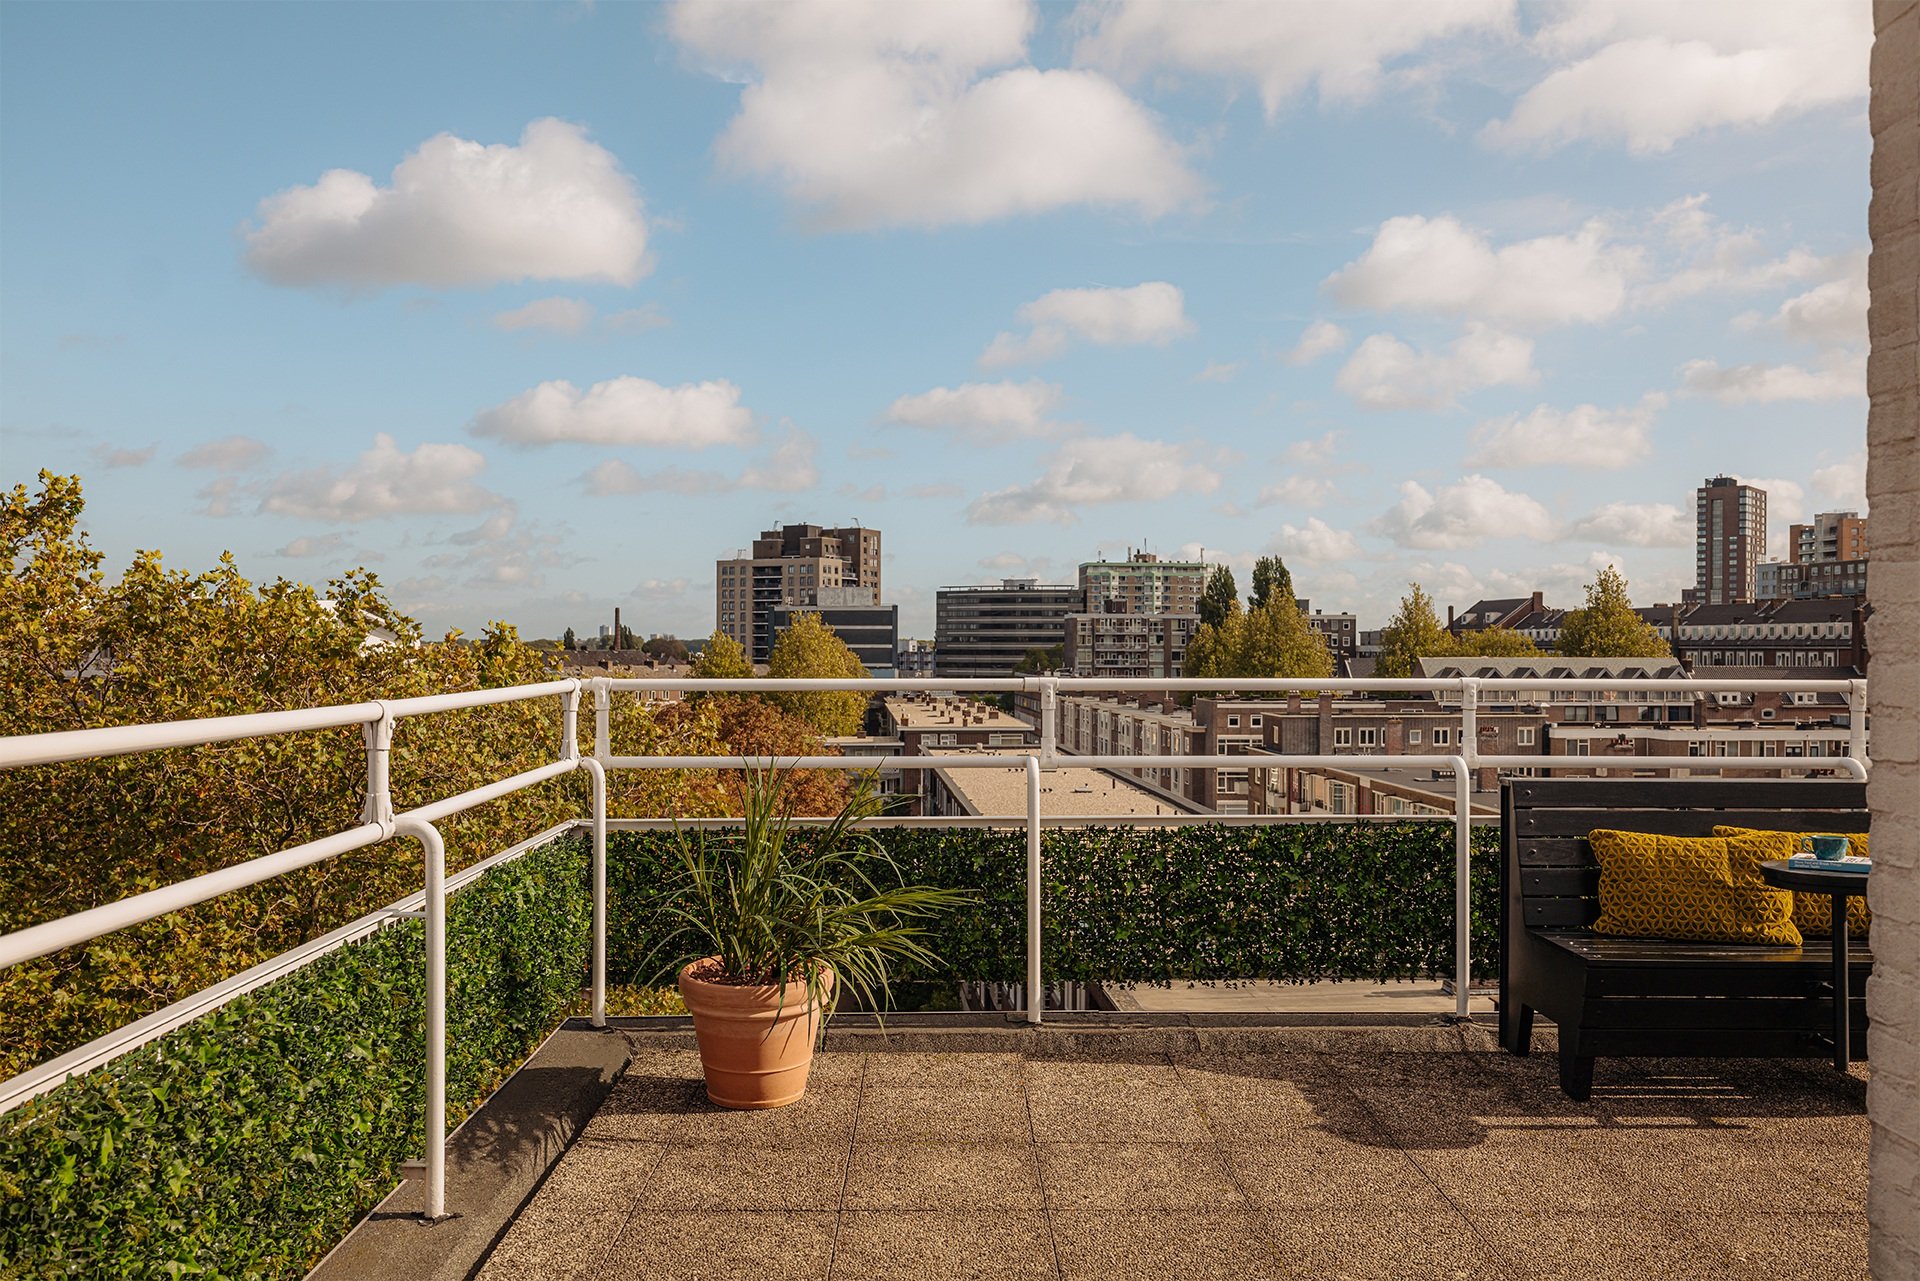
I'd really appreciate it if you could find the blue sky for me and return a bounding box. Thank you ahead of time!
[0,1,1873,640]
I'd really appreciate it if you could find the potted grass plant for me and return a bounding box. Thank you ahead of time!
[652,767,970,1110]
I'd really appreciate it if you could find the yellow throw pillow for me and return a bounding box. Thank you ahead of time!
[1588,829,1802,946]
[1711,826,1871,940]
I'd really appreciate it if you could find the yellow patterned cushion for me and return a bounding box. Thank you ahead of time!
[1711,826,1871,939]
[1588,830,1801,946]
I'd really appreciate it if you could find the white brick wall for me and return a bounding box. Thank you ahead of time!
[1869,4,1920,1276]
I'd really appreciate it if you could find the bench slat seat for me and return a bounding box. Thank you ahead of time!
[1500,778,1870,1099]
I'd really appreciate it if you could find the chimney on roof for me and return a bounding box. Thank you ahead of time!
[1447,605,1455,627]
[1529,591,1543,613]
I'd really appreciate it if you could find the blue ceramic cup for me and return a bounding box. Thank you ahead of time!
[1805,834,1851,860]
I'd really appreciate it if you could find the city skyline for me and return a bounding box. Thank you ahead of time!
[1,2,1874,640]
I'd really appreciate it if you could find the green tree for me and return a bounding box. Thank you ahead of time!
[1248,555,1296,613]
[1186,598,1333,683]
[1453,626,1542,658]
[1558,565,1672,658]
[691,628,753,680]
[1197,564,1239,629]
[562,626,577,650]
[1375,583,1455,678]
[766,612,868,737]
[1014,645,1063,674]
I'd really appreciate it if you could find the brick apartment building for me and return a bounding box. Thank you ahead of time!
[716,523,882,663]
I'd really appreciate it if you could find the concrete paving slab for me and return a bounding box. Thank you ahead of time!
[830,1210,1055,1280]
[843,1142,1044,1210]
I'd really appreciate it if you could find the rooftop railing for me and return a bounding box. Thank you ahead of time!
[0,672,1869,1222]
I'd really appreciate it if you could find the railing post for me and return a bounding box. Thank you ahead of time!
[1458,677,1479,770]
[1452,755,1471,1021]
[580,758,608,1028]
[1038,678,1059,768]
[1847,679,1869,769]
[393,816,448,1222]
[360,705,395,831]
[561,683,580,762]
[1025,755,1042,1026]
[592,680,611,762]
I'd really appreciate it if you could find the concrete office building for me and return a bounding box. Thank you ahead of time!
[1758,511,1871,600]
[934,579,1082,678]
[715,523,882,663]
[768,587,899,675]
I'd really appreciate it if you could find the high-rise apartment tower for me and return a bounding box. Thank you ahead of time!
[715,524,882,663]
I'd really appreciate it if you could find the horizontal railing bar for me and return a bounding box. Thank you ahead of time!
[400,759,579,825]
[1456,678,1858,693]
[1468,753,1868,781]
[598,677,1029,692]
[382,680,578,719]
[0,703,386,770]
[601,813,1500,830]
[0,821,580,1116]
[0,823,388,971]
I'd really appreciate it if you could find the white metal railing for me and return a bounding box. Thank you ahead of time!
[0,672,1870,1223]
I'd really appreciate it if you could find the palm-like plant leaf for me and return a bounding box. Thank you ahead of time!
[648,767,973,1036]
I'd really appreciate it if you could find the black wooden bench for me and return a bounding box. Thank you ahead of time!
[1500,777,1871,1100]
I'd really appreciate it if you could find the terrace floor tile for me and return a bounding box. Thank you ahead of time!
[1038,1141,1246,1210]
[603,1210,837,1281]
[829,1210,1055,1280]
[843,1142,1045,1210]
[1050,1209,1288,1281]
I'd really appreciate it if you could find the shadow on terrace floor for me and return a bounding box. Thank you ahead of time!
[477,1022,1868,1281]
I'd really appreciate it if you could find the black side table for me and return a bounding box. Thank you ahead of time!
[1761,859,1869,1071]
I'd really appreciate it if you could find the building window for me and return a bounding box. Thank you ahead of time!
[1226,715,1239,728]
[1432,728,1451,746]
[1408,729,1422,745]
[1517,727,1536,746]
[1358,728,1378,747]
[1334,727,1353,747]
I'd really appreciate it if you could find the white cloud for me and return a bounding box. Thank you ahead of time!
[884,379,1062,442]
[1371,474,1555,549]
[1631,198,1831,307]
[1194,360,1241,383]
[1465,396,1662,469]
[670,0,1199,230]
[606,304,673,333]
[1282,320,1350,365]
[1284,431,1342,466]
[1325,215,1636,328]
[92,444,155,469]
[263,434,504,521]
[1566,502,1691,547]
[178,435,270,471]
[1678,352,1864,404]
[581,428,819,496]
[1483,2,1870,154]
[471,376,755,448]
[276,533,349,559]
[1275,517,1362,565]
[1072,0,1513,113]
[979,281,1192,367]
[1336,324,1536,410]
[1738,254,1868,347]
[492,296,597,334]
[1810,453,1867,510]
[1257,475,1335,509]
[244,119,650,289]
[965,433,1219,524]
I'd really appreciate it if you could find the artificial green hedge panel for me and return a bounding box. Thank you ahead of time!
[607,822,1500,987]
[0,835,589,1280]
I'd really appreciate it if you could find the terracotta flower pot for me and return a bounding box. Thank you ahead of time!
[677,957,834,1110]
